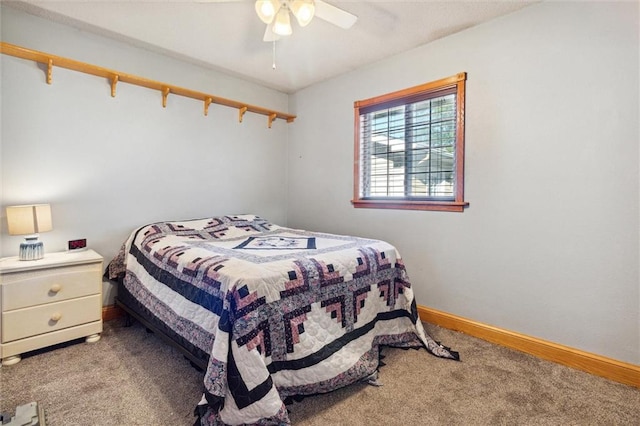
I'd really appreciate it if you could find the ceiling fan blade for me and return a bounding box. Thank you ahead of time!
[263,23,281,42]
[314,0,357,29]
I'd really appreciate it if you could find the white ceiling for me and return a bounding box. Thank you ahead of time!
[5,0,537,93]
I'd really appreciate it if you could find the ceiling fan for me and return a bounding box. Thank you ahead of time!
[255,0,358,41]
[200,1,358,42]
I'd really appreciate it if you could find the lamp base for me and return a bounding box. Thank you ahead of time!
[19,237,44,261]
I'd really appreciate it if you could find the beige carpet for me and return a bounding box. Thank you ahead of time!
[1,320,638,425]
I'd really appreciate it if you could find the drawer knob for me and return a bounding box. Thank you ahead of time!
[50,284,62,293]
[50,312,62,322]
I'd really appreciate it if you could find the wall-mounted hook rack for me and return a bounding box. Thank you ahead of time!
[0,42,296,127]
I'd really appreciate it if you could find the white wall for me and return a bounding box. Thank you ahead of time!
[1,6,290,303]
[288,2,639,364]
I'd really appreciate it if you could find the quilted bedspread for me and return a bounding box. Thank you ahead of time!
[109,215,458,425]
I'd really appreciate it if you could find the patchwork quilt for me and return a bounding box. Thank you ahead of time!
[108,215,458,425]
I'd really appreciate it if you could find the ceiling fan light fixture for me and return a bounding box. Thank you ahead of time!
[272,7,293,36]
[255,0,280,24]
[290,0,315,27]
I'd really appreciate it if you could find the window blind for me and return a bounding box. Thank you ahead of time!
[359,90,457,200]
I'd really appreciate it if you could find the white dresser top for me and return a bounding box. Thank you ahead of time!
[0,249,103,274]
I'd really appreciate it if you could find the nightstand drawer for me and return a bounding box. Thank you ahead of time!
[2,263,101,311]
[2,294,101,342]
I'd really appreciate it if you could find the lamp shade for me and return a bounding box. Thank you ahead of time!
[273,7,293,36]
[7,204,53,235]
[255,0,280,24]
[290,0,315,27]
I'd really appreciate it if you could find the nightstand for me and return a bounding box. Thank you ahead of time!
[0,249,103,366]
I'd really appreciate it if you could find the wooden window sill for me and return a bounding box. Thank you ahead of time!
[351,199,469,212]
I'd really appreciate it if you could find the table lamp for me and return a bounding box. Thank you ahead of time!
[6,204,53,261]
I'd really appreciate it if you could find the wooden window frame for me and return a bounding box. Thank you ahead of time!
[352,72,469,212]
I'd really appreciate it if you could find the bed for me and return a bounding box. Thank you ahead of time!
[107,214,458,425]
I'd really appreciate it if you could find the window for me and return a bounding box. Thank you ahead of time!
[352,72,468,212]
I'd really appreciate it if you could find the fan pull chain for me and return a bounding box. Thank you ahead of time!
[272,40,277,70]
